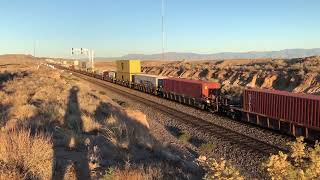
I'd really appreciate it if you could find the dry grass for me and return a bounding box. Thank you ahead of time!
[100,108,156,150]
[11,104,38,121]
[63,163,77,180]
[0,129,53,179]
[0,60,199,179]
[103,164,162,180]
[81,114,101,133]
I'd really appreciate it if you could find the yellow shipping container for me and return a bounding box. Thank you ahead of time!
[116,72,138,82]
[116,60,141,74]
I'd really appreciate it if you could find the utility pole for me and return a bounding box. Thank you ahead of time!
[161,0,166,61]
[71,48,95,72]
[33,40,36,57]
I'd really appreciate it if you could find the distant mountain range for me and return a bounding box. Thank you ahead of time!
[95,48,320,61]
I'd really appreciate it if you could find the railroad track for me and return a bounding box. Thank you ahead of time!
[71,71,287,156]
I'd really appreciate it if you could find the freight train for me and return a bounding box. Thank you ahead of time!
[56,60,320,141]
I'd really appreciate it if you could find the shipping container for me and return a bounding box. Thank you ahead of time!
[163,78,221,98]
[116,60,141,74]
[116,72,138,82]
[108,71,116,79]
[243,88,320,129]
[133,74,167,89]
[103,71,116,79]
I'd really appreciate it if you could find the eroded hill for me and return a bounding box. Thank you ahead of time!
[142,56,320,96]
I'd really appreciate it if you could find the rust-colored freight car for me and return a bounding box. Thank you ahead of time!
[163,78,220,98]
[162,78,221,110]
[242,88,320,139]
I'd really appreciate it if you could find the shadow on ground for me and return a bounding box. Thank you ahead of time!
[0,70,29,89]
[52,86,91,180]
[47,86,203,179]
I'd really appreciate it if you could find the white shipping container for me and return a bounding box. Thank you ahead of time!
[133,74,167,88]
[108,71,116,78]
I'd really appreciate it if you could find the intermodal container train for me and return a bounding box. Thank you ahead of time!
[56,60,320,141]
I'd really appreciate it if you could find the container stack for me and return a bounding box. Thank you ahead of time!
[116,60,141,81]
[133,74,167,89]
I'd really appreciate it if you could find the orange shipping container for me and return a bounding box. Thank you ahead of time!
[163,78,220,98]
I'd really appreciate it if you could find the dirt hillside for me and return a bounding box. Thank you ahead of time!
[0,55,203,179]
[142,56,320,96]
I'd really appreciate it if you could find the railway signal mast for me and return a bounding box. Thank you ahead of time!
[71,48,95,72]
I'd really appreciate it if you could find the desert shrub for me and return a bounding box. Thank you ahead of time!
[4,91,29,107]
[178,132,191,143]
[264,137,320,180]
[79,92,100,113]
[102,116,129,148]
[101,109,154,149]
[12,104,37,121]
[0,164,24,179]
[200,158,244,180]
[0,129,53,179]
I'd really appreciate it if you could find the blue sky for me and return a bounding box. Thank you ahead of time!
[0,0,319,58]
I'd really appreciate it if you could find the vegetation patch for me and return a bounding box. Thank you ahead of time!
[199,143,215,153]
[0,129,53,180]
[198,157,244,180]
[178,132,191,143]
[264,137,320,179]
